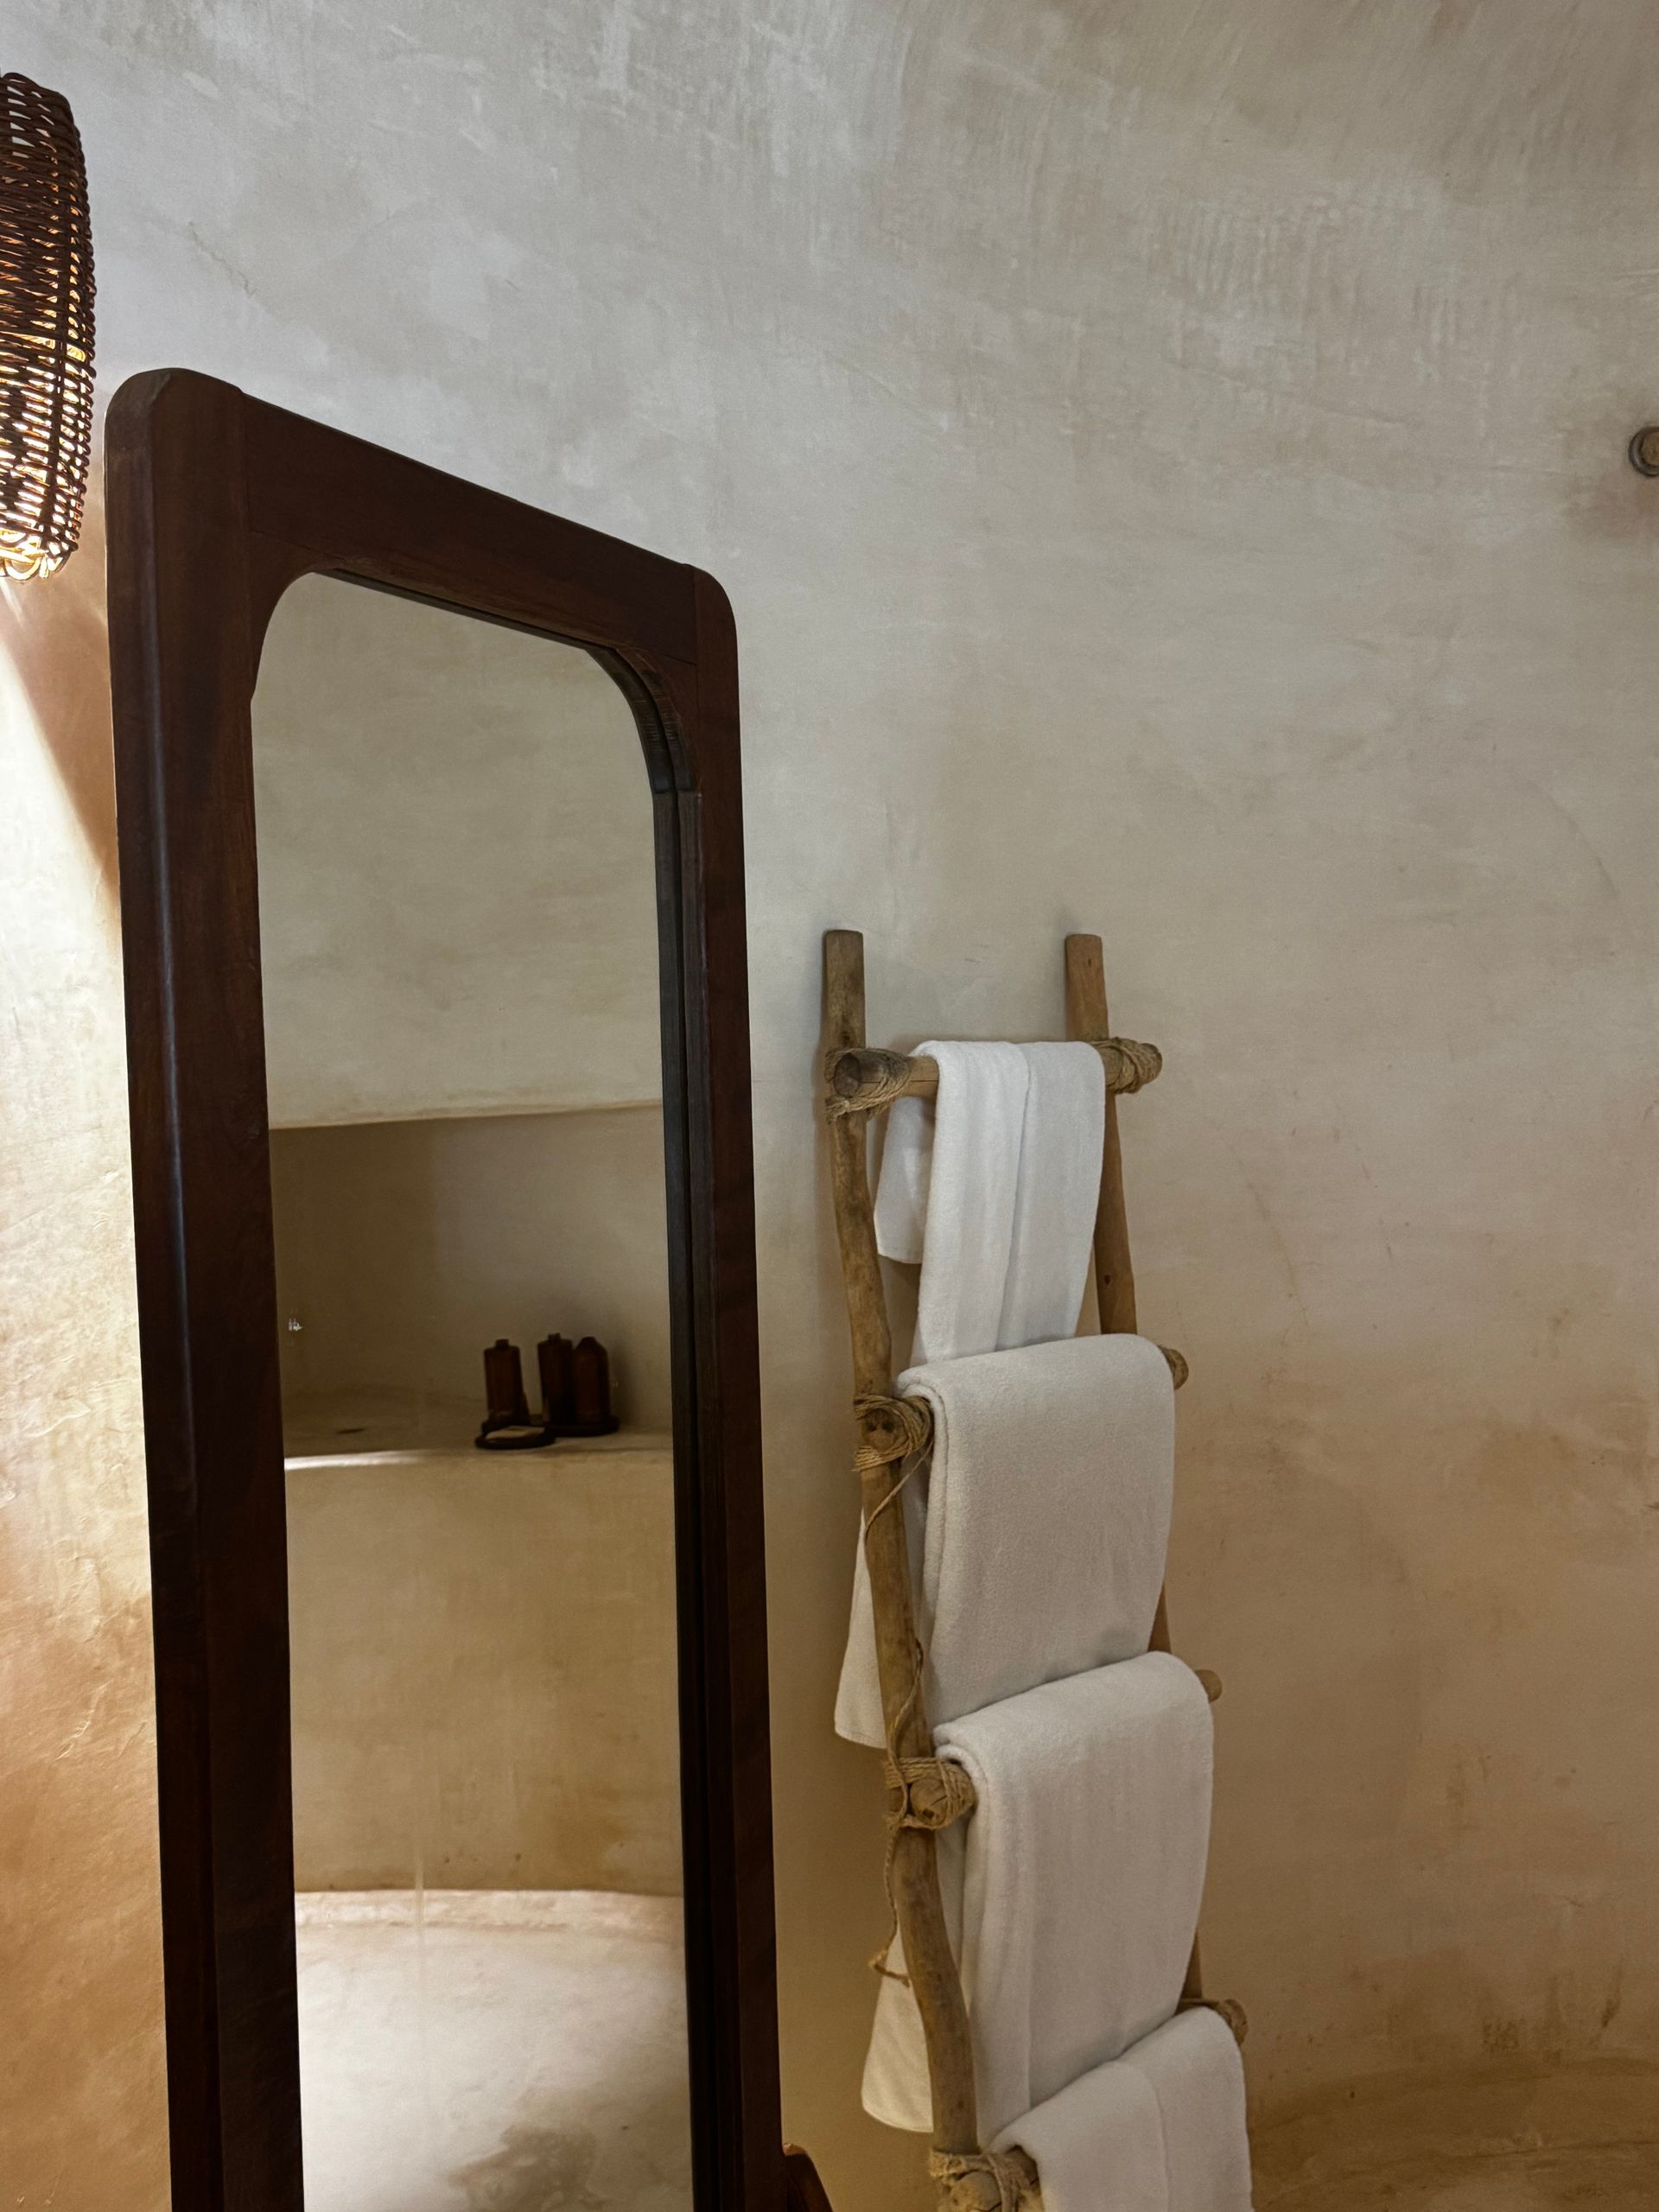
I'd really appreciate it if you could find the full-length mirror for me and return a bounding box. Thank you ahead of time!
[108,372,799,2212]
[253,578,685,2210]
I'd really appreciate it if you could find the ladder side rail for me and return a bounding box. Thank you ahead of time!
[1063,933,1202,2005]
[822,930,982,2159]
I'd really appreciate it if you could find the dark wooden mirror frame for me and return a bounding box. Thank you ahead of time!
[106,369,817,2212]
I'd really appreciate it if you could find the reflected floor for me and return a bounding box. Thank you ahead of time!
[296,1891,691,2212]
[1252,2061,1659,2212]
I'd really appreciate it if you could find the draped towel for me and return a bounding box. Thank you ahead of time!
[874,1039,1103,1364]
[837,1038,1111,1746]
[990,2006,1254,2212]
[835,1334,1174,1749]
[861,1655,1214,2139]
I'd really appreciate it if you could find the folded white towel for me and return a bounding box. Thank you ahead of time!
[1001,1043,1109,1349]
[990,2006,1253,2212]
[861,1654,1214,2139]
[874,1040,1103,1363]
[874,1039,1028,1363]
[835,1335,1174,1749]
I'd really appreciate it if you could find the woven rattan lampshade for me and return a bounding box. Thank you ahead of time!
[0,74,94,582]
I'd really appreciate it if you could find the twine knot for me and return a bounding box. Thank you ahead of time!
[855,1394,953,1989]
[1103,1036,1162,1094]
[853,1392,933,1471]
[870,1746,976,1984]
[928,2149,1036,2212]
[883,1753,977,1833]
[823,1046,913,1117]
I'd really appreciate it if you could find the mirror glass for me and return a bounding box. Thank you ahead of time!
[252,577,690,2212]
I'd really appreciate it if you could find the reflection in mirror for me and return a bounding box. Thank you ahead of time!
[252,577,689,2212]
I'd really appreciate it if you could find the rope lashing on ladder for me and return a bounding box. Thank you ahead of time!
[868,1633,942,1986]
[872,1751,978,1974]
[1103,1036,1161,1093]
[855,1390,973,1984]
[824,1046,917,1116]
[853,1390,934,1471]
[928,2148,1037,2212]
[883,1751,977,1831]
[823,1036,1164,1118]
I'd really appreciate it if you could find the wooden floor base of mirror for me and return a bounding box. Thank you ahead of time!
[784,2147,836,2212]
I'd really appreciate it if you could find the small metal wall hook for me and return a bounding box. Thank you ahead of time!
[1628,426,1659,477]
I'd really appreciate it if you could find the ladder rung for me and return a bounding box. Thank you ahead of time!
[825,1036,1162,1116]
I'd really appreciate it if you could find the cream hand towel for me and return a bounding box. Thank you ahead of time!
[874,1040,1103,1363]
[990,2007,1254,2212]
[861,1654,1214,2139]
[835,1334,1174,1749]
[1001,1042,1108,1348]
[1134,2009,1253,2212]
[1000,2051,1166,2212]
[874,1039,1030,1363]
[839,1039,1107,1746]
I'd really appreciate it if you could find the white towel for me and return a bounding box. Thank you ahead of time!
[861,1654,1214,2139]
[1002,1043,1110,1349]
[990,2007,1253,2212]
[874,1039,1027,1362]
[874,1040,1103,1363]
[835,1335,1174,1749]
[837,1037,1115,1749]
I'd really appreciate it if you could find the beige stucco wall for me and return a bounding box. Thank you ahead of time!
[0,493,170,2198]
[5,4,1659,2208]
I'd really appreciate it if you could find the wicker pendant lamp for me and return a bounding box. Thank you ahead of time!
[0,73,94,582]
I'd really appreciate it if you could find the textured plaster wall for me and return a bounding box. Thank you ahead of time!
[5,4,1659,2209]
[0,499,169,2197]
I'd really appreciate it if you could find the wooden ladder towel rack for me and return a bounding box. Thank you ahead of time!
[821,930,1242,2212]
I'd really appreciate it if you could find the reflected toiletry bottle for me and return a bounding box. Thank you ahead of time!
[569,1336,620,1436]
[537,1333,576,1432]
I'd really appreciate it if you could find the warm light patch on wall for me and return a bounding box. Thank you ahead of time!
[0,73,94,582]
